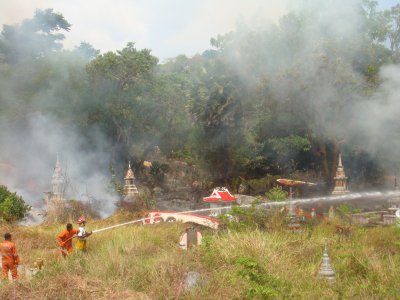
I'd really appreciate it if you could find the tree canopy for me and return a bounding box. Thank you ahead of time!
[0,8,71,64]
[1,2,400,198]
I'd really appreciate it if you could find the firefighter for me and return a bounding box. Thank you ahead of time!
[57,223,79,257]
[76,216,92,251]
[0,233,19,280]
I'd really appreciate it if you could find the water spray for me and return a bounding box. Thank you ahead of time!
[90,205,245,234]
[92,218,148,233]
[90,190,400,234]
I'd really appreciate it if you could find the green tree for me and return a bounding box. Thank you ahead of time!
[85,42,161,166]
[86,42,158,89]
[190,61,246,184]
[0,185,30,222]
[0,8,71,64]
[74,42,100,59]
[207,2,383,185]
[382,4,400,60]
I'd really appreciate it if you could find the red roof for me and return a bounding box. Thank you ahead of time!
[203,188,237,202]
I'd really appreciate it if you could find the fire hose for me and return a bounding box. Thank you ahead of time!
[75,205,242,236]
[50,190,400,258]
[55,206,235,252]
[56,190,400,240]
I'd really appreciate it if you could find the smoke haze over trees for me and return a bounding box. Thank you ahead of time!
[1,0,400,211]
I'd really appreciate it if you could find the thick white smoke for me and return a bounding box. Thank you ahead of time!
[0,113,117,216]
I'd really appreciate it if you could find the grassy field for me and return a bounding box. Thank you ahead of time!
[1,210,400,299]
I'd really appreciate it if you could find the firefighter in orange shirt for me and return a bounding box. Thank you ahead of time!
[57,223,79,257]
[0,232,19,280]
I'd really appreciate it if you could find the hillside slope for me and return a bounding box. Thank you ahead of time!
[1,212,400,299]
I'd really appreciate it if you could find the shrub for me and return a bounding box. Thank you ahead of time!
[335,203,362,220]
[220,205,270,231]
[0,185,31,222]
[236,257,290,298]
[149,162,170,185]
[266,186,288,201]
[44,199,100,224]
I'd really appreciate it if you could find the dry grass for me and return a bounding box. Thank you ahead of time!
[1,212,400,299]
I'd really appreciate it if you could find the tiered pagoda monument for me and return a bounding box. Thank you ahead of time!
[318,239,336,283]
[44,153,65,206]
[123,161,138,202]
[332,153,350,195]
[51,153,64,201]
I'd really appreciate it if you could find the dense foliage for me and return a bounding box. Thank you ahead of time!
[0,185,30,222]
[1,1,400,195]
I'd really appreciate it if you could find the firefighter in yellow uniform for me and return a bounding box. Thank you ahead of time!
[76,216,92,251]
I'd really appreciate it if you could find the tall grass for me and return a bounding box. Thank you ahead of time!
[1,214,400,299]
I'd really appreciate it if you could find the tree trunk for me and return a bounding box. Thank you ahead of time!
[317,138,329,183]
